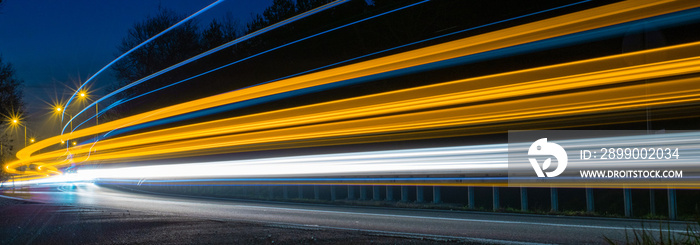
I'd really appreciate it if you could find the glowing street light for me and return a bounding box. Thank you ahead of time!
[77,90,99,125]
[10,117,27,147]
[54,106,73,130]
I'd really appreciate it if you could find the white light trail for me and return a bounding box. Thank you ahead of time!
[4,132,700,188]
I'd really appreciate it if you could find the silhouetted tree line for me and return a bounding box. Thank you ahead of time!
[106,0,579,124]
[107,0,359,119]
[0,55,24,179]
[108,7,237,119]
[0,57,22,121]
[106,0,433,119]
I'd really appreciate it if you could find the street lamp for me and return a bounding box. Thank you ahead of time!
[54,106,73,130]
[77,90,98,125]
[10,118,27,147]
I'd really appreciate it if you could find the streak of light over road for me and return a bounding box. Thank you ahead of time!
[64,0,351,133]
[61,0,225,130]
[6,0,700,187]
[7,131,700,188]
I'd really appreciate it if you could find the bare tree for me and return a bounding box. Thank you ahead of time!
[112,8,202,97]
[0,55,24,180]
[245,0,297,34]
[107,8,202,117]
[202,14,240,50]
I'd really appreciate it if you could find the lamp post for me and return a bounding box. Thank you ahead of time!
[1,132,4,167]
[78,90,98,125]
[11,118,27,147]
[55,106,73,131]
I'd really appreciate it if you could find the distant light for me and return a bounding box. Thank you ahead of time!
[79,92,86,97]
[72,142,77,146]
[12,119,18,124]
[30,138,35,143]
[56,107,62,112]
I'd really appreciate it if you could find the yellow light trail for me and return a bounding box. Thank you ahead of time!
[12,42,700,175]
[59,79,700,165]
[6,0,700,180]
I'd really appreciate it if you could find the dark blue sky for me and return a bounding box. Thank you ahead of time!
[0,0,272,139]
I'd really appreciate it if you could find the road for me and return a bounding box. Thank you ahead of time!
[1,183,695,244]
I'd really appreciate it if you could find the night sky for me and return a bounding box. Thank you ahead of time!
[0,0,272,143]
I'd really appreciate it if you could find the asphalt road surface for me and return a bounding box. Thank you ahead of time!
[1,183,695,244]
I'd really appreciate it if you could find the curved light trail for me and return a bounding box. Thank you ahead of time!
[53,0,700,144]
[65,0,351,134]
[84,0,696,139]
[61,0,225,130]
[5,0,700,189]
[14,40,700,173]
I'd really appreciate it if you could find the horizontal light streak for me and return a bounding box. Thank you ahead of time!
[7,0,700,180]
[10,68,700,178]
[12,41,700,172]
[6,132,699,188]
[22,0,695,156]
